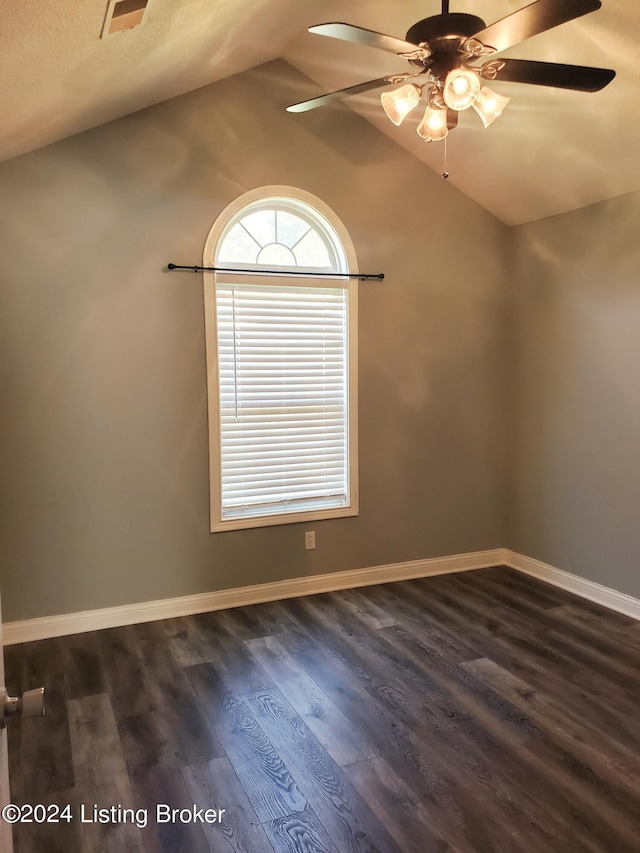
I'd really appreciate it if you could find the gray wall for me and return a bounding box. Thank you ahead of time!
[0,61,510,622]
[511,191,640,598]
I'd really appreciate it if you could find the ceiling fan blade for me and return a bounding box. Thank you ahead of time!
[287,77,409,113]
[309,23,429,60]
[470,0,602,55]
[482,58,615,91]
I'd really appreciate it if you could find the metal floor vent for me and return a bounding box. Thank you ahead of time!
[101,0,150,37]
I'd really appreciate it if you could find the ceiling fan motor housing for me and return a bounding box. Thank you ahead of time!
[405,13,486,76]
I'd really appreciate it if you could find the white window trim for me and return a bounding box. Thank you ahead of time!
[202,186,359,532]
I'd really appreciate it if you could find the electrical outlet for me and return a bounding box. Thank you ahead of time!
[305,530,315,550]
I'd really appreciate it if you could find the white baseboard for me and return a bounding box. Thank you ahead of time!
[2,548,504,645]
[503,549,640,622]
[5,547,639,644]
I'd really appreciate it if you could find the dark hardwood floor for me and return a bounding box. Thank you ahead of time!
[5,566,640,852]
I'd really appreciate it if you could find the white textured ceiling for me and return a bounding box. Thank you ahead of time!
[0,0,636,224]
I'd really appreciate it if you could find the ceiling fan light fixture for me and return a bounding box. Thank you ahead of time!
[443,68,481,111]
[380,84,421,126]
[473,87,510,128]
[417,103,449,142]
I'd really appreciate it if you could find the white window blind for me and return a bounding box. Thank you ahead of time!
[216,282,350,520]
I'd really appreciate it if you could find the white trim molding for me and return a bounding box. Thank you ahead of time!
[5,547,639,644]
[3,549,503,645]
[503,549,640,622]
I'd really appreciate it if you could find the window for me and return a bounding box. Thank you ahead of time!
[203,187,359,531]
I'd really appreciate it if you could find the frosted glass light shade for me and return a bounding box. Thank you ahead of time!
[417,104,448,142]
[443,68,481,111]
[473,87,510,128]
[381,84,421,126]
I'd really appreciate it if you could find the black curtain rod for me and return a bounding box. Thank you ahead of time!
[167,263,384,281]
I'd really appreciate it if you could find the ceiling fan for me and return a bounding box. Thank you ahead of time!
[287,0,615,142]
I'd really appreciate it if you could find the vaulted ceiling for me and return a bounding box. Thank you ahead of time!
[0,0,636,224]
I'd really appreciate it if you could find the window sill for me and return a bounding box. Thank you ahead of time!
[211,504,359,533]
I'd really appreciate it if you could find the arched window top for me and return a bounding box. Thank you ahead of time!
[211,188,353,274]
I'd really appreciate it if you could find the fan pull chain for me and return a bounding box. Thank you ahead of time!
[442,136,449,180]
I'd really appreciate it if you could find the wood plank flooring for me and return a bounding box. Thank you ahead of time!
[5,566,640,852]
